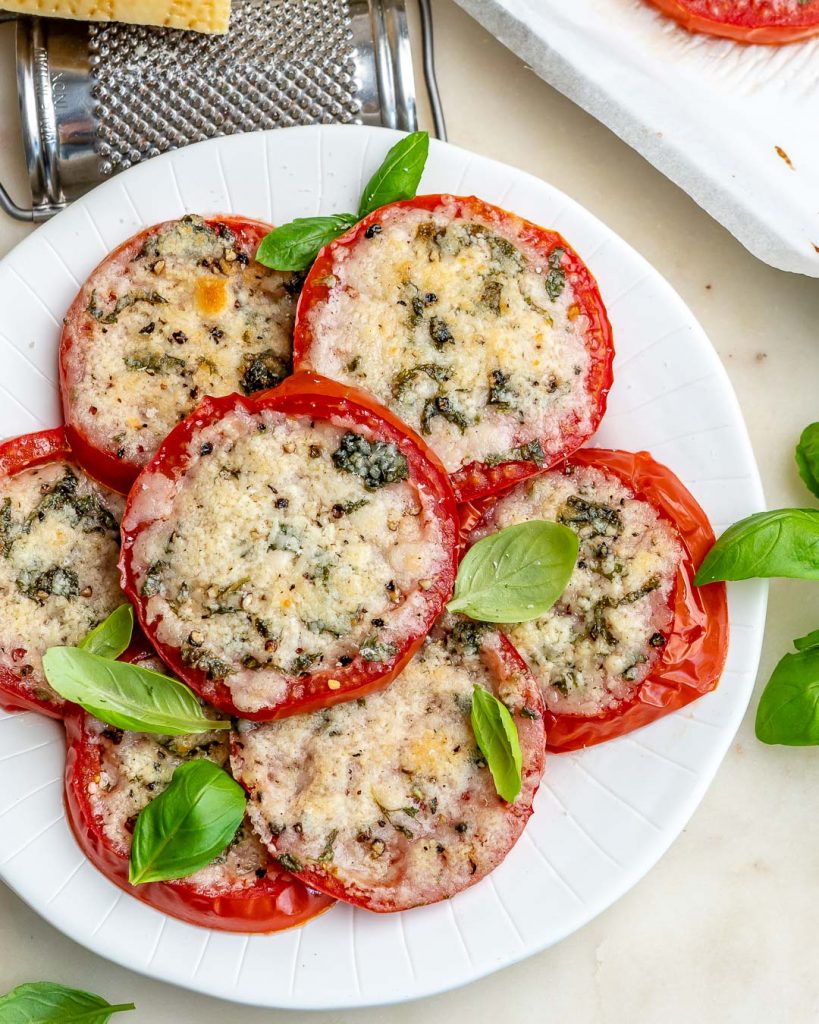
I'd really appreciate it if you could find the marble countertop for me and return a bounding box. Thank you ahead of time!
[0,2,817,1021]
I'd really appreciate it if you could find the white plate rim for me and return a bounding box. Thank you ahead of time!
[0,124,767,1010]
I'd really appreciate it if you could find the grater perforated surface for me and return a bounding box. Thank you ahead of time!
[90,0,363,174]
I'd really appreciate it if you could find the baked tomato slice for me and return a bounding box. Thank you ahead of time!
[231,618,545,913]
[63,648,334,932]
[293,195,613,503]
[0,428,125,719]
[120,372,459,720]
[60,215,299,494]
[463,448,729,753]
[645,0,819,43]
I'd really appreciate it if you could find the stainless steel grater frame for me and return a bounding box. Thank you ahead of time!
[0,0,444,221]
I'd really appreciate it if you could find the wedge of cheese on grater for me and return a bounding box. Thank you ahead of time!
[0,0,230,33]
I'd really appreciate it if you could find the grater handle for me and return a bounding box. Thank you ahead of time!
[0,180,64,221]
[418,0,446,141]
[1,13,66,219]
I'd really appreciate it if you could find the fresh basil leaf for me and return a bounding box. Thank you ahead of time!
[755,646,819,746]
[694,509,819,584]
[42,647,229,735]
[129,759,246,884]
[0,981,134,1023]
[447,520,578,622]
[470,685,522,802]
[795,422,819,499]
[77,604,133,660]
[358,131,430,219]
[255,214,358,272]
[794,628,819,653]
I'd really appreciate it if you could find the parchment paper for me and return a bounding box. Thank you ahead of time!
[452,0,819,277]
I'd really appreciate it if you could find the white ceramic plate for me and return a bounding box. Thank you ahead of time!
[0,125,766,1009]
[453,0,819,277]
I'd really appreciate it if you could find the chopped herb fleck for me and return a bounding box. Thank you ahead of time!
[359,637,398,663]
[331,432,409,490]
[123,351,186,375]
[23,471,117,537]
[545,246,566,301]
[239,350,291,395]
[16,565,80,602]
[559,495,623,537]
[269,524,302,554]
[180,643,231,680]
[446,620,490,657]
[421,394,468,435]
[481,278,503,315]
[318,829,339,863]
[291,651,321,676]
[141,561,166,597]
[277,853,303,873]
[331,498,368,519]
[391,362,452,400]
[487,368,516,410]
[0,497,13,555]
[485,438,546,467]
[87,289,167,324]
[428,316,454,348]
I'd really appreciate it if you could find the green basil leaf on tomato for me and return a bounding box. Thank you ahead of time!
[447,520,578,622]
[755,644,819,746]
[694,509,819,584]
[77,603,134,660]
[795,422,819,499]
[42,647,230,735]
[470,685,522,803]
[255,214,358,272]
[0,981,134,1023]
[358,131,430,219]
[129,760,246,884]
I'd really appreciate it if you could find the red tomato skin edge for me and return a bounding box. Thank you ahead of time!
[234,632,547,913]
[291,194,615,504]
[59,216,275,495]
[645,0,819,43]
[62,709,334,933]
[0,427,73,719]
[464,448,729,754]
[119,371,460,721]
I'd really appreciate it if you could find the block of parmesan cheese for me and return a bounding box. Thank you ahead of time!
[0,0,230,34]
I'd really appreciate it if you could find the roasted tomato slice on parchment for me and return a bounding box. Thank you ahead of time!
[294,195,614,503]
[60,215,298,494]
[63,646,334,932]
[463,448,729,753]
[645,0,819,44]
[0,427,125,719]
[120,372,459,720]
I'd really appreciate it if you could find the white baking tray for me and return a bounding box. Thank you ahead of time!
[453,0,819,277]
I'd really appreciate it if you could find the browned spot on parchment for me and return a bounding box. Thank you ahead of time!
[775,146,794,170]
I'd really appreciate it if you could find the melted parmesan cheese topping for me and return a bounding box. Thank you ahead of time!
[85,709,267,890]
[233,628,538,910]
[475,465,683,716]
[304,200,594,473]
[66,216,297,468]
[0,461,124,705]
[127,406,449,713]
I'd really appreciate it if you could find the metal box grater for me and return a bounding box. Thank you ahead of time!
[0,0,438,221]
